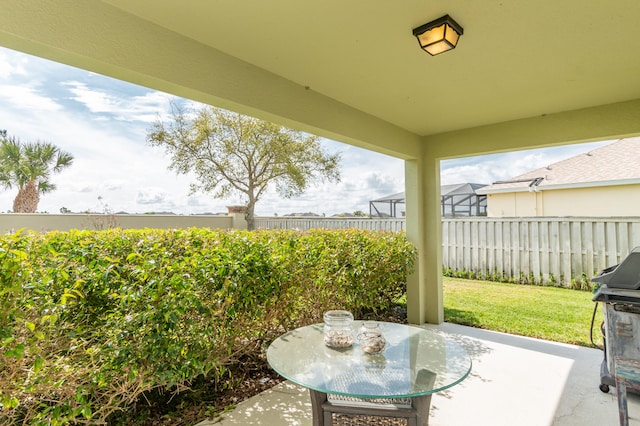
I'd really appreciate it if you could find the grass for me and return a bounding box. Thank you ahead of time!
[442,277,604,348]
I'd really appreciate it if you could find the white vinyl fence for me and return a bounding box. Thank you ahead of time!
[256,216,640,284]
[442,217,640,284]
[254,217,406,232]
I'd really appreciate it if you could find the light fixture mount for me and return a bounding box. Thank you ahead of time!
[412,15,464,56]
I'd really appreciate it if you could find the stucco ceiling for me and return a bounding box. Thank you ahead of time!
[99,0,640,137]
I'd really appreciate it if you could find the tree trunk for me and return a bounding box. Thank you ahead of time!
[245,201,256,231]
[13,181,40,213]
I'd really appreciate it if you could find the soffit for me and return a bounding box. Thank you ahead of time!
[101,0,640,137]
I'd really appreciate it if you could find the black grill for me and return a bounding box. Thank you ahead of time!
[592,247,640,424]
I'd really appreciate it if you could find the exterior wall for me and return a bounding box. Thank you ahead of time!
[0,213,234,234]
[487,184,640,217]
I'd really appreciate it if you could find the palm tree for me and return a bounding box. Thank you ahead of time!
[0,136,74,213]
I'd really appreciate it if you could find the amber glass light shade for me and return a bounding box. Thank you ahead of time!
[412,15,464,56]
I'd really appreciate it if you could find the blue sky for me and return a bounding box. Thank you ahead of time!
[0,46,611,216]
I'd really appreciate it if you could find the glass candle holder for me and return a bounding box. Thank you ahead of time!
[323,310,354,348]
[357,321,386,354]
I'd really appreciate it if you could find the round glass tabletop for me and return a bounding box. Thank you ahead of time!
[267,321,472,399]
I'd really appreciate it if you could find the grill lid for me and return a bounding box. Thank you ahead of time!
[592,286,640,303]
[591,247,640,290]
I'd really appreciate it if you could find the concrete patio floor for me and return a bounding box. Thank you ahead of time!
[198,323,640,426]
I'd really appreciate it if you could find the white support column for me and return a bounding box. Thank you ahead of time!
[405,151,443,325]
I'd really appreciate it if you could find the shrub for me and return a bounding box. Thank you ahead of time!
[0,228,415,424]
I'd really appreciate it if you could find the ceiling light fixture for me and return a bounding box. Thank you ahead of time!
[412,15,464,56]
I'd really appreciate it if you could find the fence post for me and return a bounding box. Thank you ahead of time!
[227,206,248,229]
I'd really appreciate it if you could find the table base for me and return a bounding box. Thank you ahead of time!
[310,390,432,426]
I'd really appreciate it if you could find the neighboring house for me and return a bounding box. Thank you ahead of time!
[477,138,640,217]
[370,183,488,218]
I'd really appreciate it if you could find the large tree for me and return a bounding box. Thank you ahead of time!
[0,135,74,213]
[147,104,341,229]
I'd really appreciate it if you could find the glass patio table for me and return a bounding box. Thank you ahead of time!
[267,321,472,426]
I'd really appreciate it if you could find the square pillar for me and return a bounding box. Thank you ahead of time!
[404,153,443,324]
[227,205,248,229]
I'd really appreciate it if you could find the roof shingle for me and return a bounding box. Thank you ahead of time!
[478,138,640,193]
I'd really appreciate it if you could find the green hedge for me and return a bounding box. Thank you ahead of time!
[0,228,416,425]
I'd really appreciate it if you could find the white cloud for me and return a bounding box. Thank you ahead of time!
[63,81,173,123]
[64,81,118,112]
[364,172,400,195]
[186,196,208,207]
[0,84,62,112]
[137,188,170,205]
[0,50,28,79]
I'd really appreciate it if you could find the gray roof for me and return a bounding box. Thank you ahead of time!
[478,138,640,194]
[371,183,488,203]
[371,191,406,203]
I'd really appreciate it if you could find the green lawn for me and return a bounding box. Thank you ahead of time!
[442,277,604,348]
